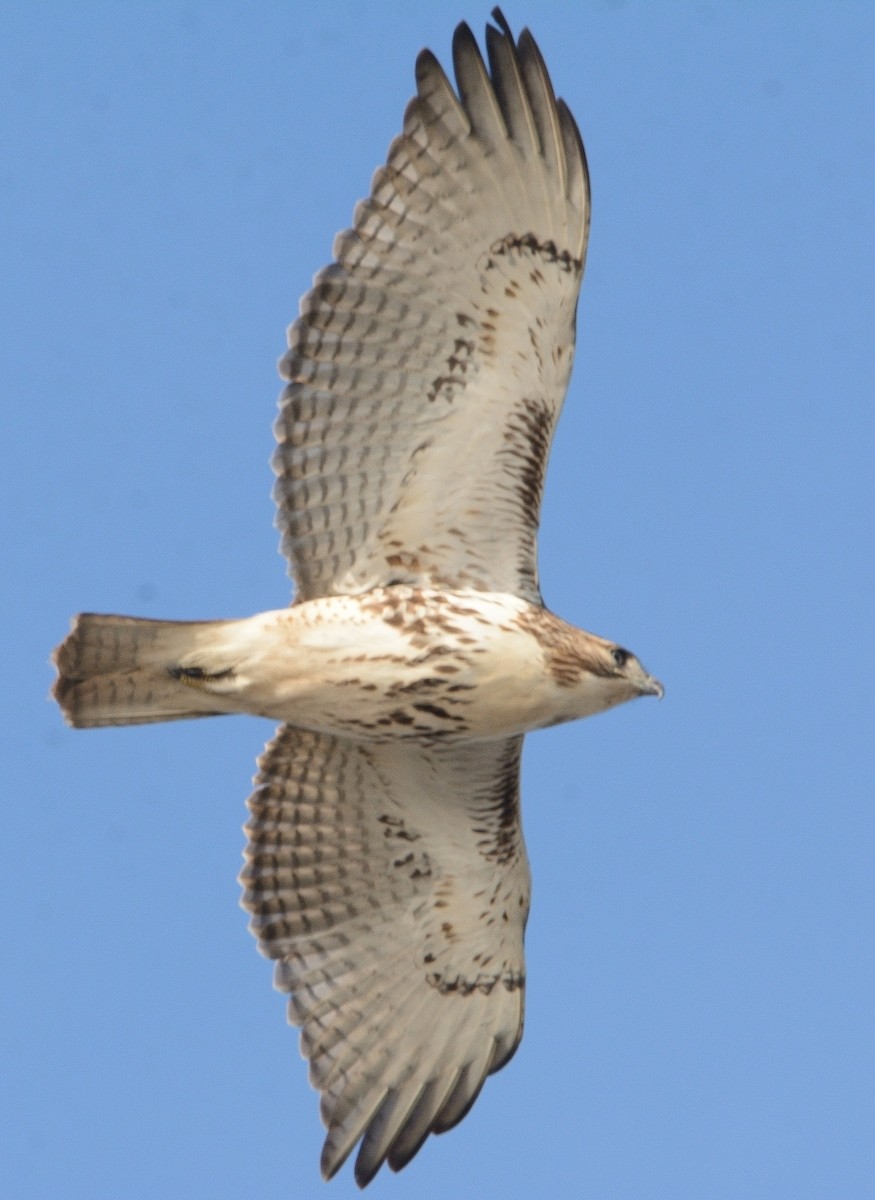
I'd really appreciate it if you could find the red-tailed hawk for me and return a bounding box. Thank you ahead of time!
[53,9,662,1187]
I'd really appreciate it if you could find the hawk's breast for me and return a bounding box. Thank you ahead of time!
[206,587,581,739]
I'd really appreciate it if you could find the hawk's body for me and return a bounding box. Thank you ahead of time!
[53,11,662,1188]
[57,588,652,736]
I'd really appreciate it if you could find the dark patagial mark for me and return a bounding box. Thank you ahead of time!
[498,396,552,530]
[469,740,524,866]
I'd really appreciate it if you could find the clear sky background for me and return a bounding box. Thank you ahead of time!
[3,3,873,1198]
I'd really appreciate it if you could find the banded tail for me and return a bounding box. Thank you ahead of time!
[53,613,241,728]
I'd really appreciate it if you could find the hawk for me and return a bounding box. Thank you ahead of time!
[53,9,662,1187]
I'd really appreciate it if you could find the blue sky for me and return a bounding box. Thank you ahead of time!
[3,3,874,1197]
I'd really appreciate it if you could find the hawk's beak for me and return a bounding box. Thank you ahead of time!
[640,675,664,700]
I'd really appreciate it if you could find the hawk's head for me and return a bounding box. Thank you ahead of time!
[537,624,664,724]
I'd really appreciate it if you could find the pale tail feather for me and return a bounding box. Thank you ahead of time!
[52,613,240,728]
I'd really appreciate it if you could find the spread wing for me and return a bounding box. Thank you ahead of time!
[240,726,530,1186]
[274,12,590,604]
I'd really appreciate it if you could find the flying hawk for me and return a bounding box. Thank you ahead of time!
[53,9,662,1187]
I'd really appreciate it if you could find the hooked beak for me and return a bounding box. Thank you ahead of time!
[639,673,664,700]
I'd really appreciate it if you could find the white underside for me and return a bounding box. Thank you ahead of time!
[180,589,619,739]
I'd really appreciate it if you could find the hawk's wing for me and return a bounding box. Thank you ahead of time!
[274,13,590,604]
[241,726,530,1186]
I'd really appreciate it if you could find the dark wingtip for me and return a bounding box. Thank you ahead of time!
[489,7,512,37]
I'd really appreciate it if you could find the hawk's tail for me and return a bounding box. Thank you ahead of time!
[52,613,240,728]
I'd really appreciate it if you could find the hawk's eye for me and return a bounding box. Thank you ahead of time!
[611,648,629,668]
